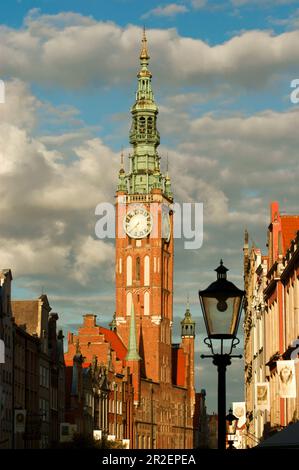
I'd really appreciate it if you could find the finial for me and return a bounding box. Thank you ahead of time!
[166,153,169,175]
[215,260,229,280]
[186,293,190,311]
[140,26,150,61]
[120,147,124,170]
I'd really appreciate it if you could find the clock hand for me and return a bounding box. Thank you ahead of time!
[131,221,140,231]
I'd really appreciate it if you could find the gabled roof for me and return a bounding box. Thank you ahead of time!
[12,300,40,335]
[98,326,127,361]
[281,216,299,255]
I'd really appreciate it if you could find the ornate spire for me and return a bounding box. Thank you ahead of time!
[181,297,196,337]
[164,153,173,198]
[117,148,127,192]
[120,147,124,173]
[126,302,141,361]
[122,29,172,199]
[140,26,150,62]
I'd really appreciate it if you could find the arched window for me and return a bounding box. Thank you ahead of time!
[126,256,132,286]
[144,291,150,316]
[144,255,150,286]
[126,292,132,316]
[139,117,145,134]
[147,117,153,134]
[136,257,140,281]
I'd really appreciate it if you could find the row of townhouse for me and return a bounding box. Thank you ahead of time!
[244,202,299,446]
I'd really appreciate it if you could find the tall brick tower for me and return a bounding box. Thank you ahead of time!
[115,29,174,384]
[181,299,196,413]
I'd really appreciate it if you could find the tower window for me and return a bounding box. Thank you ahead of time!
[144,255,150,286]
[148,117,153,134]
[126,256,132,286]
[136,257,141,281]
[139,117,145,134]
[144,291,150,316]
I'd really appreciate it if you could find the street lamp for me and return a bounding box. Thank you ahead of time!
[226,408,238,449]
[199,260,244,450]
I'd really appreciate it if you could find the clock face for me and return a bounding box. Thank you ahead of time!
[124,207,152,239]
[162,212,171,242]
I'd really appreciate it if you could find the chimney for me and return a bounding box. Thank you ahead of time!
[83,314,97,328]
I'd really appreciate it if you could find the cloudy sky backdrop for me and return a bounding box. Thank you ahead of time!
[0,0,299,412]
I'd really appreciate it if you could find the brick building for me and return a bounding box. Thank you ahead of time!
[13,323,40,448]
[0,269,13,448]
[12,295,65,448]
[64,31,199,449]
[64,326,132,444]
[244,201,299,446]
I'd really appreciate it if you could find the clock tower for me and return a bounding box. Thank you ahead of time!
[115,30,174,384]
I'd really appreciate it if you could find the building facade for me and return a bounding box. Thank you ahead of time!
[244,201,299,446]
[1,293,66,449]
[0,269,13,448]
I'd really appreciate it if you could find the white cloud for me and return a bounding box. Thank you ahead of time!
[269,9,299,30]
[0,79,117,288]
[1,12,299,90]
[231,0,296,6]
[72,236,114,284]
[191,0,207,9]
[142,4,188,19]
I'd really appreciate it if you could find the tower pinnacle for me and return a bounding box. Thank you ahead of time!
[115,30,172,199]
[140,26,150,62]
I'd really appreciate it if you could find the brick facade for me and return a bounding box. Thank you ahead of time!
[244,201,299,446]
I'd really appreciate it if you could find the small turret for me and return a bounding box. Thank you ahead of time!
[181,297,195,338]
[164,154,173,199]
[117,149,127,192]
[109,312,117,331]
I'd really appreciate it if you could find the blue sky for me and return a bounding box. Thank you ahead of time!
[0,0,296,38]
[0,0,299,413]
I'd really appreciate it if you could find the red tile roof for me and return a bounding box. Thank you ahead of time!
[281,216,299,254]
[99,327,127,361]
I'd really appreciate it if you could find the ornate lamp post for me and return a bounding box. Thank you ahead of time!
[226,408,238,449]
[198,260,244,450]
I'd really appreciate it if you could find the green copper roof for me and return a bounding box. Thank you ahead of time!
[126,302,141,361]
[117,30,172,198]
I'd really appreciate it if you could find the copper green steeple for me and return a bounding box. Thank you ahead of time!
[117,29,172,198]
[126,302,141,361]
